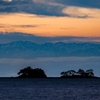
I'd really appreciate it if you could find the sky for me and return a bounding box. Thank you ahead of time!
[0,0,100,77]
[0,0,100,38]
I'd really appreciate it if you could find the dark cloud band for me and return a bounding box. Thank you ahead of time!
[0,0,100,17]
[0,32,100,44]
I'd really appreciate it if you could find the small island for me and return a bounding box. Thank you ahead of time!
[17,66,47,78]
[16,66,98,78]
[60,69,97,78]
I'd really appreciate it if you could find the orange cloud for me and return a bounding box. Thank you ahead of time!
[0,13,100,37]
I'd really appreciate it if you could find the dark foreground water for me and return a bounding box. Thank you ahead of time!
[0,78,100,100]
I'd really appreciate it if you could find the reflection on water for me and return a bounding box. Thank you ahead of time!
[0,78,100,100]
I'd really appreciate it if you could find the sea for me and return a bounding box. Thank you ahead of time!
[0,78,100,100]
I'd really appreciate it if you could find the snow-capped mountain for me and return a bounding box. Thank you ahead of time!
[0,41,100,59]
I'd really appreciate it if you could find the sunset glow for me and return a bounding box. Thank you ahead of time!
[0,12,100,37]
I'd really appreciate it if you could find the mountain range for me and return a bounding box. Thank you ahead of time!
[0,41,100,59]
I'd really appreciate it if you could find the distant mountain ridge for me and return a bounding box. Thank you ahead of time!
[0,41,100,59]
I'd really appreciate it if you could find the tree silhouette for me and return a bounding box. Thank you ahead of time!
[60,69,95,78]
[86,69,94,77]
[61,70,76,77]
[17,66,47,78]
[77,69,85,76]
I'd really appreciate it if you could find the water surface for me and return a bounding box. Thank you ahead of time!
[0,78,100,100]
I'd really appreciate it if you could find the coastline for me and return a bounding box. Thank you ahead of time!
[0,76,99,79]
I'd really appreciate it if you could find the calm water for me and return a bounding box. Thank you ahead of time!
[0,78,100,100]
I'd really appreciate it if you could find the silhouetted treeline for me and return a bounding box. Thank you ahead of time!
[60,69,96,78]
[17,66,47,78]
[17,67,97,78]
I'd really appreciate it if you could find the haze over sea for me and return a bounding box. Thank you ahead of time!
[0,41,100,77]
[0,78,100,100]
